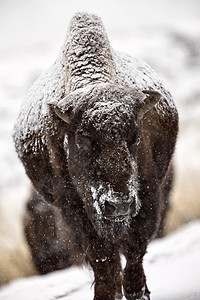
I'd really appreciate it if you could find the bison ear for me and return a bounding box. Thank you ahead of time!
[138,90,161,118]
[49,95,74,124]
[54,105,72,124]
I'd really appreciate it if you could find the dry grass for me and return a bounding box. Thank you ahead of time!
[165,168,200,234]
[0,187,36,285]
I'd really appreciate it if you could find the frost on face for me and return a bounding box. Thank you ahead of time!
[128,161,141,216]
[91,186,102,216]
[64,135,69,159]
[90,161,141,222]
[90,176,140,240]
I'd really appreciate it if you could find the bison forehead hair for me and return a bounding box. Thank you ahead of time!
[55,83,145,142]
[82,99,136,143]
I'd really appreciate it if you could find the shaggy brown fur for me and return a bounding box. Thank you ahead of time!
[24,190,84,274]
[14,13,178,300]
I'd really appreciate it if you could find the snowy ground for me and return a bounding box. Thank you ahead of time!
[0,0,200,299]
[1,221,200,300]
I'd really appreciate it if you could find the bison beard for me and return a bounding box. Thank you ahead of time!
[13,12,178,300]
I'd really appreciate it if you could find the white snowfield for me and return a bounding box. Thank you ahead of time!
[0,221,200,300]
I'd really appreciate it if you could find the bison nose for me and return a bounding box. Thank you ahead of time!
[105,200,131,218]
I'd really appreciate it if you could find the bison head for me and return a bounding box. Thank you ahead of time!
[51,83,160,241]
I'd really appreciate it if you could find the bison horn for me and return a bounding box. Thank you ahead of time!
[138,90,161,117]
[54,106,72,124]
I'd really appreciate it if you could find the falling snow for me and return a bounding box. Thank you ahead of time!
[1,0,200,299]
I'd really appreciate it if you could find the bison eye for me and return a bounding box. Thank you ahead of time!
[136,137,140,146]
[75,134,92,152]
[128,136,140,154]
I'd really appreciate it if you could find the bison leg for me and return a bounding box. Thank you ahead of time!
[156,163,174,238]
[123,245,150,300]
[86,240,122,300]
[123,262,150,300]
[24,194,74,274]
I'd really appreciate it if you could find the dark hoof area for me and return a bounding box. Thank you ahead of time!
[124,287,150,300]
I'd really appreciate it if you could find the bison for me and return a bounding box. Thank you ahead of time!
[14,12,178,300]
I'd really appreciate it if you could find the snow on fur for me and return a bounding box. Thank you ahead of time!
[13,12,176,157]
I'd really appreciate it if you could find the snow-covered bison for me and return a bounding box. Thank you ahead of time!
[14,12,178,300]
